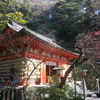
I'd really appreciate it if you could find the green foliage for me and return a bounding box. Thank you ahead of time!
[30,85,83,100]
[26,22,39,30]
[27,75,83,100]
[52,0,91,33]
[0,20,8,33]
[19,4,32,16]
[26,18,44,31]
[0,12,7,33]
[72,96,84,100]
[51,75,60,86]
[72,64,98,90]
[0,1,7,13]
[0,11,28,33]
[72,67,83,81]
[63,85,75,98]
[35,87,67,100]
[26,15,45,31]
[6,12,28,24]
[0,0,26,33]
[49,0,92,49]
[86,67,96,90]
[0,0,17,13]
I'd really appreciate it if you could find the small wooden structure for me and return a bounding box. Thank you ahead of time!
[0,86,24,100]
[0,20,78,85]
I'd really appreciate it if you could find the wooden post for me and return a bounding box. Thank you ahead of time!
[3,90,6,100]
[7,90,10,100]
[14,88,25,100]
[11,89,14,100]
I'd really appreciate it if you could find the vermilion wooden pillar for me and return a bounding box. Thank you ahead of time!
[40,61,46,84]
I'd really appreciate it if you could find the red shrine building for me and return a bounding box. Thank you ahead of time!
[0,20,78,85]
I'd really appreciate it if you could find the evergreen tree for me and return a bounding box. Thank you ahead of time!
[49,0,92,49]
[0,0,28,33]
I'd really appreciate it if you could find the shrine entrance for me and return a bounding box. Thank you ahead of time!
[46,65,56,83]
[46,61,57,83]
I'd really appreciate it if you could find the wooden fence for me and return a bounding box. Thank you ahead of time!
[0,86,25,100]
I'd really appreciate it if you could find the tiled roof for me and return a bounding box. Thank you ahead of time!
[7,20,78,56]
[7,20,65,50]
[22,28,65,50]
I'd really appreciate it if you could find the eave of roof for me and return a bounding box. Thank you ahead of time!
[6,20,79,56]
[7,23,23,32]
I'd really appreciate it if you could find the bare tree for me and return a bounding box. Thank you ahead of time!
[76,32,100,74]
[58,31,100,88]
[58,46,88,88]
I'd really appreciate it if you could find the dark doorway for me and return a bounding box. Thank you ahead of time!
[46,65,56,83]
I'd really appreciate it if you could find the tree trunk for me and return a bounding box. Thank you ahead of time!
[58,63,75,88]
[58,47,88,89]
